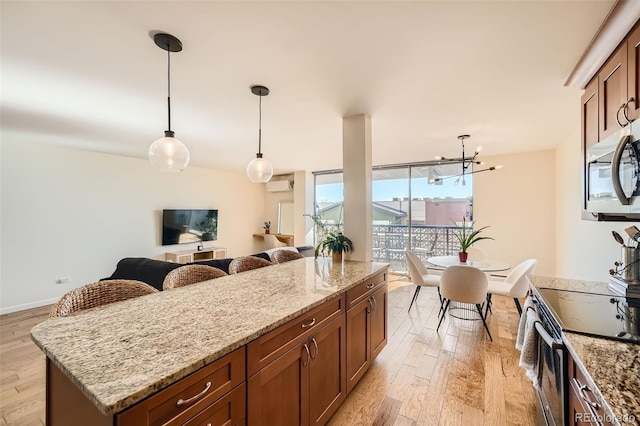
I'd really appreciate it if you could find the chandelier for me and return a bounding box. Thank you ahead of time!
[430,134,502,185]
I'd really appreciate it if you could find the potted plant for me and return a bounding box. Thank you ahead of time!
[263,221,271,234]
[315,231,353,262]
[452,217,493,263]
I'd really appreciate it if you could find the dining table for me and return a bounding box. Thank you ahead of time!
[426,255,511,273]
[426,255,511,320]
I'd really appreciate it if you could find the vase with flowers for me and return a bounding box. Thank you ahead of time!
[263,221,271,234]
[452,217,493,263]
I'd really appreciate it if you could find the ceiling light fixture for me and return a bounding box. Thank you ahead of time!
[246,85,274,183]
[431,134,502,185]
[148,33,190,172]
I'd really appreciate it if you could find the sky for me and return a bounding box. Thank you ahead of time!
[316,177,473,203]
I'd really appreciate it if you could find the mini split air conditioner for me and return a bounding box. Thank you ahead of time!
[266,180,292,192]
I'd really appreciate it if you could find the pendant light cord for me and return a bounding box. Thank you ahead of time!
[258,94,262,155]
[167,47,172,132]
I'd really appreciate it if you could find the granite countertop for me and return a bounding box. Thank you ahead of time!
[31,258,388,416]
[531,275,640,425]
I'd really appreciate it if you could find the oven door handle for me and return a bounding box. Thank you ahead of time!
[611,134,633,205]
[534,321,563,350]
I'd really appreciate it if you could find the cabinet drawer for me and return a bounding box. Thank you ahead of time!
[247,296,345,376]
[568,356,611,425]
[346,272,386,311]
[118,347,245,426]
[183,383,245,426]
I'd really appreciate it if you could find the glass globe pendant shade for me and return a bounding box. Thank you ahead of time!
[246,153,273,183]
[149,131,190,173]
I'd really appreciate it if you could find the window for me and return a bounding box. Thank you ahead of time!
[314,161,472,273]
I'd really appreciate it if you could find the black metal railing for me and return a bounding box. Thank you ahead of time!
[314,224,467,273]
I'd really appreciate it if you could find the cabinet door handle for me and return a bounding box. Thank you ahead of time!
[310,338,318,360]
[623,98,634,124]
[372,295,377,311]
[617,102,628,127]
[366,282,375,289]
[176,381,212,406]
[578,384,601,410]
[367,297,373,313]
[301,318,316,329]
[303,343,311,367]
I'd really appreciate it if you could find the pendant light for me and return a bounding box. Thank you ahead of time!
[246,85,274,183]
[148,33,190,172]
[431,134,502,184]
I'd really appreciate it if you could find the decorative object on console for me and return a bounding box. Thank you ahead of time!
[263,220,271,234]
[148,33,190,173]
[431,134,502,185]
[246,85,274,183]
[315,231,353,262]
[451,217,492,263]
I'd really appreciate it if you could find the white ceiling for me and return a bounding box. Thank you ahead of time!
[1,1,616,175]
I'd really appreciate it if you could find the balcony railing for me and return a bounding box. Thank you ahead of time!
[316,224,467,273]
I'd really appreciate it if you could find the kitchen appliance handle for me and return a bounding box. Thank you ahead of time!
[534,321,563,350]
[611,134,633,206]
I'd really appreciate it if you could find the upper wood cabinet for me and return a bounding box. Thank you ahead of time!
[628,24,640,122]
[580,78,599,221]
[598,44,628,140]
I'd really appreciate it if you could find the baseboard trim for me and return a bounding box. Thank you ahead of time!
[0,298,58,315]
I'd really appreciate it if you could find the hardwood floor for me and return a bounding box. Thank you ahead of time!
[0,277,536,425]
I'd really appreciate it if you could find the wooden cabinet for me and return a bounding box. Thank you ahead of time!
[247,314,347,426]
[48,347,246,426]
[581,78,599,221]
[598,44,628,140]
[118,347,246,426]
[628,24,640,122]
[580,20,640,221]
[567,353,613,426]
[165,247,227,264]
[346,280,388,393]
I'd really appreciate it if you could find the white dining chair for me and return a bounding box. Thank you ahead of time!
[437,265,492,341]
[405,249,441,312]
[486,258,537,317]
[466,247,488,261]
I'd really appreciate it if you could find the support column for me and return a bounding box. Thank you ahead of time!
[342,114,372,262]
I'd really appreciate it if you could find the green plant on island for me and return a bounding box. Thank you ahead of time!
[315,231,353,261]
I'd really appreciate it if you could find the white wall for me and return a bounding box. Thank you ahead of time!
[474,150,556,276]
[0,140,265,313]
[555,127,632,282]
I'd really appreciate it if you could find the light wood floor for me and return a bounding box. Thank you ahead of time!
[0,277,536,426]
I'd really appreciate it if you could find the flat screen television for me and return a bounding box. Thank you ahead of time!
[162,209,218,246]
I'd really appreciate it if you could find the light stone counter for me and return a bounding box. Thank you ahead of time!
[531,275,640,425]
[31,258,388,416]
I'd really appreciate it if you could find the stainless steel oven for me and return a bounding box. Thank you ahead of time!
[531,293,566,426]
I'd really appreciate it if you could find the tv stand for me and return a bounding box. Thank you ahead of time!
[165,246,227,264]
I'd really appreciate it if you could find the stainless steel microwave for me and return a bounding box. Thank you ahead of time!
[586,124,640,220]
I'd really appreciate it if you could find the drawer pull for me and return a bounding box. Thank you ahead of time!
[366,283,375,289]
[578,384,601,410]
[301,318,316,328]
[310,338,318,360]
[176,381,212,406]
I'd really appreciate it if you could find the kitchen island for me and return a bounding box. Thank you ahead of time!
[531,276,640,425]
[31,258,389,425]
